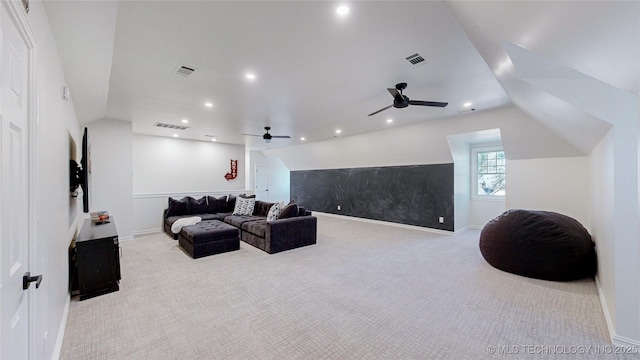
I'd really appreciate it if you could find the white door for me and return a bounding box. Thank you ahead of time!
[255,165,269,201]
[1,2,34,359]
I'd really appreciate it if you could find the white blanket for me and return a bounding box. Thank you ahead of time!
[171,216,202,234]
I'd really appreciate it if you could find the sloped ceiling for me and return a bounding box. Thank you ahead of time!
[43,1,639,154]
[447,0,639,155]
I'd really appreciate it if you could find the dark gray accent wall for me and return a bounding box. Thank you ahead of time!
[291,163,454,231]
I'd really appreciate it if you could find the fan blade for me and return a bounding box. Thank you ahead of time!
[368,104,393,116]
[387,88,402,101]
[271,135,291,139]
[242,133,262,137]
[408,100,448,107]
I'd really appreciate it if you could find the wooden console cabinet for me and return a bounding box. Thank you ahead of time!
[69,218,121,300]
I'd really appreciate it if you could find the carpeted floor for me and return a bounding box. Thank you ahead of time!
[60,214,633,359]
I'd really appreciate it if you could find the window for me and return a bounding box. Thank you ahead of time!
[472,147,505,197]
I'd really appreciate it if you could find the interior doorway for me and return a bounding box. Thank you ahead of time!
[255,165,270,201]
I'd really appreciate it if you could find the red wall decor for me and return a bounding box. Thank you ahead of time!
[225,159,238,180]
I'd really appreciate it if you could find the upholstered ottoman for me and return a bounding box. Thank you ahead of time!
[178,220,240,258]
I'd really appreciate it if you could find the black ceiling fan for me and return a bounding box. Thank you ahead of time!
[368,82,448,116]
[243,126,291,143]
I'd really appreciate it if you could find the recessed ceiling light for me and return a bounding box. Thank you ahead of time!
[300,137,306,141]
[335,129,342,134]
[211,138,217,142]
[172,134,179,138]
[386,118,393,123]
[463,102,473,107]
[336,5,349,16]
[245,73,256,80]
[205,102,213,108]
[181,119,189,124]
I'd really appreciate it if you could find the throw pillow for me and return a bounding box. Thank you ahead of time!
[266,201,286,222]
[226,194,237,213]
[277,201,299,220]
[166,196,189,217]
[188,196,209,214]
[233,196,255,216]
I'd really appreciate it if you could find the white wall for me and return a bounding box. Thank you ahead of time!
[249,150,291,203]
[265,105,583,171]
[86,119,133,239]
[133,134,246,194]
[132,135,248,235]
[506,157,589,228]
[447,136,471,232]
[26,1,81,358]
[589,129,616,331]
[469,199,505,229]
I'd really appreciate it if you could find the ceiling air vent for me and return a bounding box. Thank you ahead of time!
[405,53,426,67]
[174,64,196,77]
[154,122,189,130]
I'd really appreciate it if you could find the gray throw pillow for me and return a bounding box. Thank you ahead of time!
[277,201,299,220]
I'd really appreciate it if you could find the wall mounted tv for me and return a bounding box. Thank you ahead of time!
[69,127,91,213]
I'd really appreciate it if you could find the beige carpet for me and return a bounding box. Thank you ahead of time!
[60,214,630,359]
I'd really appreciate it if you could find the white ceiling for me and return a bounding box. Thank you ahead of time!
[43,1,638,152]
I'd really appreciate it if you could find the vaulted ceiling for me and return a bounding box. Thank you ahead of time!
[43,1,639,152]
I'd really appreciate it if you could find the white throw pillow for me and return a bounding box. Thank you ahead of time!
[266,201,286,222]
[233,196,255,216]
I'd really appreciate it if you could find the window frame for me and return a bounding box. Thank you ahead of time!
[471,145,506,200]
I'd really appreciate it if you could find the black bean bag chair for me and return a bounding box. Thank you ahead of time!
[479,209,596,281]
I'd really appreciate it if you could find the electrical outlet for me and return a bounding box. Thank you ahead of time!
[337,205,341,211]
[438,217,444,224]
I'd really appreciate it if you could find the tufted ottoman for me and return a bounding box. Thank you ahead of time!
[178,220,240,258]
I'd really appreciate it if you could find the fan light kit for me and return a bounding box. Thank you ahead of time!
[243,126,291,143]
[368,82,448,116]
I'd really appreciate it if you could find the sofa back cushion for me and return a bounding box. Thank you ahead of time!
[277,201,299,220]
[253,200,275,217]
[188,196,210,214]
[204,196,226,213]
[166,196,190,217]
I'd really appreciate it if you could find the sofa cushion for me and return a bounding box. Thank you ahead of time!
[166,196,190,217]
[202,196,223,213]
[225,194,236,212]
[224,215,264,228]
[266,201,286,221]
[193,213,225,221]
[233,196,255,216]
[253,200,275,217]
[277,201,299,219]
[242,220,267,238]
[188,196,209,215]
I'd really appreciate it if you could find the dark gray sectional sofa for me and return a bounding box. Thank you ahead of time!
[163,195,317,254]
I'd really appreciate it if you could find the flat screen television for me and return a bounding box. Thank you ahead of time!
[70,127,91,213]
[80,127,91,213]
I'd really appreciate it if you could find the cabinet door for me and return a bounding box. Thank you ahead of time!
[77,238,118,292]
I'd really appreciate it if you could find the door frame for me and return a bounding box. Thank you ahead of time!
[1,0,38,358]
[255,165,270,201]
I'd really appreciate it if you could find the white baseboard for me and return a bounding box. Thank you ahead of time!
[613,334,640,347]
[466,225,484,230]
[52,295,70,360]
[594,276,640,348]
[133,228,162,237]
[595,276,615,343]
[313,212,455,236]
